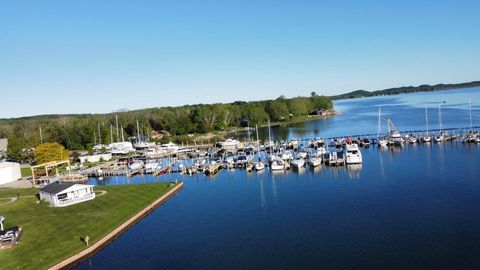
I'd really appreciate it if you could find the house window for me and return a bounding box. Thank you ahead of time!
[58,193,67,200]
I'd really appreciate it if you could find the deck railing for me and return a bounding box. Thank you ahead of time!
[57,193,95,207]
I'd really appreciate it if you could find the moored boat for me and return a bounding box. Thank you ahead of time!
[345,144,362,164]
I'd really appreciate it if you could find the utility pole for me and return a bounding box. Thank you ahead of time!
[98,122,102,145]
[39,126,43,144]
[110,124,114,144]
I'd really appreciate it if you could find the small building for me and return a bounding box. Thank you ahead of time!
[39,181,95,207]
[0,138,7,157]
[0,162,21,185]
[79,153,112,164]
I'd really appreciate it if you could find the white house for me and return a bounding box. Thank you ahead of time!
[0,162,21,185]
[39,181,95,207]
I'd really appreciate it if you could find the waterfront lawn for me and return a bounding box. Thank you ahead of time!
[0,183,174,270]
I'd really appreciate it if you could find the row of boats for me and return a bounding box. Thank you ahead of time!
[376,130,480,147]
[184,142,363,176]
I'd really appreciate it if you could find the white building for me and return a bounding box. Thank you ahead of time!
[79,153,112,164]
[39,181,95,207]
[0,162,21,185]
[0,138,7,157]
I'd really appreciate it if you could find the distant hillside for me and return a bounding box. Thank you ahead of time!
[331,81,480,100]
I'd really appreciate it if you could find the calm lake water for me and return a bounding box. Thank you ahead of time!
[77,88,480,270]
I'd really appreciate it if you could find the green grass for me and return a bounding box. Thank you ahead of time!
[0,183,177,270]
[20,167,32,177]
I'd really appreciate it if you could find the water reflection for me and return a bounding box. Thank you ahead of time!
[346,164,362,179]
[259,178,266,212]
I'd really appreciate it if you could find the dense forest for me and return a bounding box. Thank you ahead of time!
[0,93,331,159]
[331,81,480,100]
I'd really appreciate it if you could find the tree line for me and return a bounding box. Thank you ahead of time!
[0,93,332,160]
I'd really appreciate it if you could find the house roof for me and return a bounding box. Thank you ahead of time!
[39,182,77,194]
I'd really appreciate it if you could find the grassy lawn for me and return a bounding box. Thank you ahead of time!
[20,167,32,177]
[0,183,177,270]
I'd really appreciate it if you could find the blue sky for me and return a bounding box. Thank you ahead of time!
[1,0,479,118]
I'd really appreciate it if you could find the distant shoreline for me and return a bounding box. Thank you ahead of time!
[330,81,480,101]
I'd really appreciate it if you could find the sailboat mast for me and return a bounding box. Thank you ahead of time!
[110,124,113,144]
[438,103,442,132]
[256,124,260,152]
[121,125,125,141]
[136,120,140,143]
[98,123,102,145]
[377,106,381,138]
[425,105,429,136]
[268,119,272,146]
[115,115,119,142]
[469,99,473,129]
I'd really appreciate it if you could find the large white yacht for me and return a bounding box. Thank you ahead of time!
[345,144,362,164]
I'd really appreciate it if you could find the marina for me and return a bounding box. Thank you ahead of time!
[74,88,480,270]
[3,3,480,269]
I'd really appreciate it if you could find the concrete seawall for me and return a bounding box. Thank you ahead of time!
[49,182,184,270]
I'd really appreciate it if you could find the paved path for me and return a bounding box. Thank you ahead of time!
[95,190,107,197]
[0,195,35,206]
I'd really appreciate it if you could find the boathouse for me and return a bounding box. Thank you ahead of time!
[39,181,95,207]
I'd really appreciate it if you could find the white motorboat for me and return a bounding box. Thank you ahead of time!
[291,158,305,168]
[297,150,308,159]
[345,144,362,164]
[316,146,327,156]
[422,135,432,143]
[108,142,135,155]
[434,132,447,142]
[378,138,388,147]
[144,161,158,172]
[281,151,293,160]
[128,161,144,170]
[306,156,322,167]
[255,162,265,171]
[289,139,300,149]
[389,130,405,145]
[408,136,417,144]
[134,141,156,150]
[270,159,285,171]
[219,139,240,148]
[160,142,180,153]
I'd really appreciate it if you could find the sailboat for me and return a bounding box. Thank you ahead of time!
[134,120,155,149]
[434,103,446,142]
[377,106,388,147]
[387,118,404,145]
[422,105,431,143]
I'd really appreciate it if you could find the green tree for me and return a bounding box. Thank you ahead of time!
[6,137,25,161]
[34,142,70,164]
[266,100,289,121]
[288,97,312,116]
